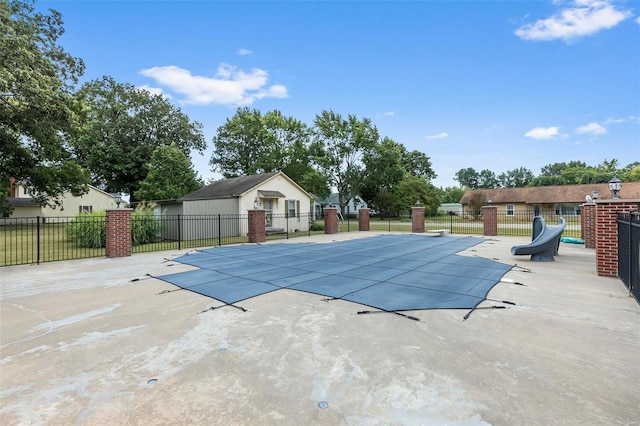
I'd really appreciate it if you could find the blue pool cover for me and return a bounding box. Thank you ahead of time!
[155,234,513,312]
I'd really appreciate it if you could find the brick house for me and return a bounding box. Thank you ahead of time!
[460,182,640,217]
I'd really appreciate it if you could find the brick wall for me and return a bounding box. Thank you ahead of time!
[581,203,596,249]
[411,207,425,233]
[595,200,638,278]
[248,210,266,243]
[324,208,338,234]
[105,209,132,258]
[358,208,370,231]
[483,206,497,236]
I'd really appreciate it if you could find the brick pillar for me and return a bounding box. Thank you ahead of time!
[581,203,596,249]
[483,206,498,237]
[324,207,338,234]
[248,209,266,243]
[106,209,132,258]
[411,207,425,233]
[595,200,638,278]
[358,208,370,231]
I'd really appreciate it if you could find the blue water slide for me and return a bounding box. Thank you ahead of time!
[511,216,566,261]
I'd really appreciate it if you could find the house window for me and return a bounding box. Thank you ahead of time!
[79,205,93,213]
[24,187,34,196]
[287,200,298,218]
[506,204,515,216]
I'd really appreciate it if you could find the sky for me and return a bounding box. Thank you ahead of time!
[40,0,640,188]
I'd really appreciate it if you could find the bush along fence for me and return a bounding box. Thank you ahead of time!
[2,203,633,279]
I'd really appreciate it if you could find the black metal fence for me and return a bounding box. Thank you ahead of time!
[1,213,321,266]
[617,212,639,303]
[1,216,106,266]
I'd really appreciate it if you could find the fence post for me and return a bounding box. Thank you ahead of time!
[105,209,132,258]
[248,210,266,243]
[36,216,41,264]
[594,200,638,277]
[581,203,596,249]
[358,208,370,231]
[218,214,222,246]
[324,207,338,234]
[177,215,181,250]
[482,206,498,236]
[411,207,425,233]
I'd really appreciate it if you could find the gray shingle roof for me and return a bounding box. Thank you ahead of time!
[179,172,280,201]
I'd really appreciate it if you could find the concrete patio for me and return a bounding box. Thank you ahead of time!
[1,233,638,425]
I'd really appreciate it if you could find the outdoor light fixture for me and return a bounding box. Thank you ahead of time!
[416,200,421,207]
[608,177,622,200]
[254,196,259,209]
[488,199,492,205]
[591,190,599,200]
[115,194,122,208]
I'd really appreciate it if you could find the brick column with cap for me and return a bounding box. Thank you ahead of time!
[324,207,338,234]
[594,200,638,278]
[581,203,596,249]
[248,209,266,243]
[411,207,425,233]
[106,209,132,258]
[483,206,498,237]
[358,208,370,231]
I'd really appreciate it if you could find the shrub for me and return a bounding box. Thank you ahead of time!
[68,211,106,248]
[132,204,162,245]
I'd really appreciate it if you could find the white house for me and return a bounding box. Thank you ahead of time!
[156,171,315,240]
[6,179,117,219]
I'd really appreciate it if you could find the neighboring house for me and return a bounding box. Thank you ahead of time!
[459,182,640,217]
[316,193,367,218]
[6,178,117,219]
[156,171,315,240]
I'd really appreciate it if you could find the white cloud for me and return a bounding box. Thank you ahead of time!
[139,64,288,106]
[575,122,607,135]
[603,117,625,124]
[237,48,252,55]
[376,111,395,118]
[524,126,561,139]
[636,16,640,25]
[136,85,170,99]
[515,0,632,42]
[425,132,449,139]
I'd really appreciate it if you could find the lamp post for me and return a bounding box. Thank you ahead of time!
[115,194,122,208]
[608,177,622,200]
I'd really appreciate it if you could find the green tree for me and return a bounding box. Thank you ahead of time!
[209,108,327,196]
[1,0,90,210]
[313,110,379,215]
[440,186,465,203]
[360,137,407,217]
[498,167,534,188]
[134,143,203,201]
[73,76,205,200]
[210,107,271,177]
[529,175,566,186]
[454,167,479,189]
[468,192,486,220]
[391,176,440,216]
[402,150,436,180]
[620,162,640,182]
[477,169,499,189]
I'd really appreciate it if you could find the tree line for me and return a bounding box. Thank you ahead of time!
[454,160,639,191]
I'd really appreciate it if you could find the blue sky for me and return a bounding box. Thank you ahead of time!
[42,0,640,188]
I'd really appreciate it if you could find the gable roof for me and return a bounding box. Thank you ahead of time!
[179,171,314,202]
[459,182,640,204]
